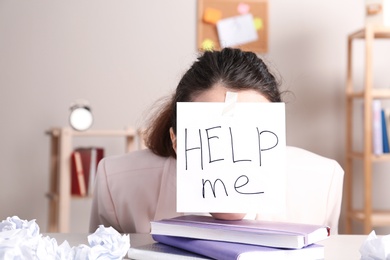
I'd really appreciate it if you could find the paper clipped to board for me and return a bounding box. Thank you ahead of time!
[176,102,286,214]
[216,13,258,48]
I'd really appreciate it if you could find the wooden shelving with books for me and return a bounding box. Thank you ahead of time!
[46,127,142,233]
[345,25,390,234]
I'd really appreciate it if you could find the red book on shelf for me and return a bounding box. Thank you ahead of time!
[70,151,87,196]
[79,147,104,195]
[71,147,104,196]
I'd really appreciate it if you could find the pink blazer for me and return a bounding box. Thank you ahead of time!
[89,147,344,234]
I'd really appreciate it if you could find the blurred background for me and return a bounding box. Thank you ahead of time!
[1,0,389,234]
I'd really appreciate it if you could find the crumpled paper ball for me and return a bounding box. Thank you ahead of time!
[0,216,42,259]
[88,225,130,259]
[0,216,130,260]
[360,230,390,260]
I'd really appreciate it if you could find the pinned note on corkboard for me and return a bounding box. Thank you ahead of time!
[197,0,268,53]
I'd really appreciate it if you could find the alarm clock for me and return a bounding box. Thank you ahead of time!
[69,100,93,131]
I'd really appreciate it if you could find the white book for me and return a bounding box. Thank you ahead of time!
[88,148,97,195]
[372,100,383,155]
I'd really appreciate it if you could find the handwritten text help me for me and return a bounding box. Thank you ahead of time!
[176,102,286,213]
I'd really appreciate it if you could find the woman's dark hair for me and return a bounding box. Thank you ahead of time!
[143,48,282,158]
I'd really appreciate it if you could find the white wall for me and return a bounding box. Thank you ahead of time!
[1,0,389,234]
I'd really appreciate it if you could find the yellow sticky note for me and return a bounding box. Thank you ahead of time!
[203,8,222,25]
[254,17,263,30]
[202,39,215,51]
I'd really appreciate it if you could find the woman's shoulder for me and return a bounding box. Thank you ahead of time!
[286,146,343,173]
[100,149,172,176]
[286,146,338,163]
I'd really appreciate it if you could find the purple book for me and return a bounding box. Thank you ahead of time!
[152,234,325,260]
[150,215,330,249]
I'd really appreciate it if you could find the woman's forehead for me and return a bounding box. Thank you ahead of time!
[191,84,270,103]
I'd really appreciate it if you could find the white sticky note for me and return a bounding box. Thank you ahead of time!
[216,14,258,48]
[176,102,286,215]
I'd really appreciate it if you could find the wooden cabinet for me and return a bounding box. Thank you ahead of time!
[46,127,141,232]
[345,25,390,234]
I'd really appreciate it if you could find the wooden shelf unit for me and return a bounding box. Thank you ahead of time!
[46,127,139,233]
[345,25,390,234]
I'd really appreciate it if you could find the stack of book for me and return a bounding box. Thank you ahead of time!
[128,215,329,260]
[71,147,104,196]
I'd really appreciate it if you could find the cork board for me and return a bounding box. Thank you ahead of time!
[197,0,268,53]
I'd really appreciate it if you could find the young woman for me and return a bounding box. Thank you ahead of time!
[89,48,343,234]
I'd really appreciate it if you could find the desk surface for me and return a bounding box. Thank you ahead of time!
[45,233,367,259]
[318,235,366,259]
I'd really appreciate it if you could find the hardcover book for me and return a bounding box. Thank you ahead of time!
[70,151,87,196]
[372,100,383,155]
[150,215,329,249]
[381,109,390,153]
[71,147,104,196]
[127,242,209,260]
[152,234,325,260]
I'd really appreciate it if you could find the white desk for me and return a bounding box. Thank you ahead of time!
[45,233,367,259]
[318,235,366,260]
